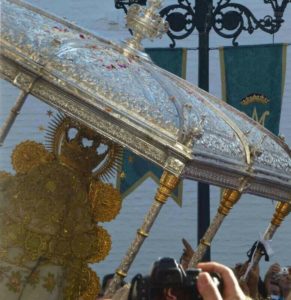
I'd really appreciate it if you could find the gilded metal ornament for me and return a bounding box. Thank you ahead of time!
[271,201,291,226]
[46,114,123,181]
[89,180,122,222]
[155,172,180,203]
[11,140,54,174]
[218,188,241,216]
[87,226,112,263]
[125,0,169,52]
[71,226,111,263]
[80,266,101,300]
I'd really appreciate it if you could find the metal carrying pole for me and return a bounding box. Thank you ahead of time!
[105,170,180,297]
[0,75,37,146]
[188,188,242,267]
[0,90,29,146]
[241,201,291,281]
[105,3,186,296]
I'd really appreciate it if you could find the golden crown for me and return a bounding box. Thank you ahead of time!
[240,93,269,106]
[46,114,122,179]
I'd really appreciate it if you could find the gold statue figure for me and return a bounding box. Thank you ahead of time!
[0,115,123,300]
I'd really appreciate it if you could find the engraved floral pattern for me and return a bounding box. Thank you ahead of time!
[0,267,61,296]
[27,270,40,288]
[6,271,22,293]
[42,272,56,293]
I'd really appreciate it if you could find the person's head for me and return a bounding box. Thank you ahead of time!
[269,281,282,297]
[128,258,195,300]
[278,266,291,298]
[265,265,291,299]
[101,273,115,293]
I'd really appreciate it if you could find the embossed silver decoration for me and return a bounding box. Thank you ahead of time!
[0,0,291,205]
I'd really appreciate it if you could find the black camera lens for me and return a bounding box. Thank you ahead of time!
[184,269,201,300]
[150,257,185,288]
[128,258,223,300]
[129,274,150,300]
[185,268,223,300]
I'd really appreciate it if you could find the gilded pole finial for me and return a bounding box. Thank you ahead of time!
[188,187,242,268]
[218,188,242,216]
[155,171,179,203]
[271,201,291,227]
[187,176,251,268]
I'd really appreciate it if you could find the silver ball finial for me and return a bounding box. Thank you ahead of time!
[125,0,168,52]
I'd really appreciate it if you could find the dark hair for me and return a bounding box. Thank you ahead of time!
[101,273,115,292]
[99,273,126,296]
[149,258,198,300]
[128,258,196,300]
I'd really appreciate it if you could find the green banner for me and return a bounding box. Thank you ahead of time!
[145,47,187,79]
[117,48,187,206]
[220,44,287,135]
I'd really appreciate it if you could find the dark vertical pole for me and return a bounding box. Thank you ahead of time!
[196,0,212,261]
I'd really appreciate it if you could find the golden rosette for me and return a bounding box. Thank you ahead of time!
[71,226,111,263]
[11,140,54,174]
[90,226,112,263]
[80,266,101,300]
[24,231,49,260]
[89,180,122,222]
[1,222,24,248]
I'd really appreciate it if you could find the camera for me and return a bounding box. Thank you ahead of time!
[128,257,222,300]
[278,267,289,275]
